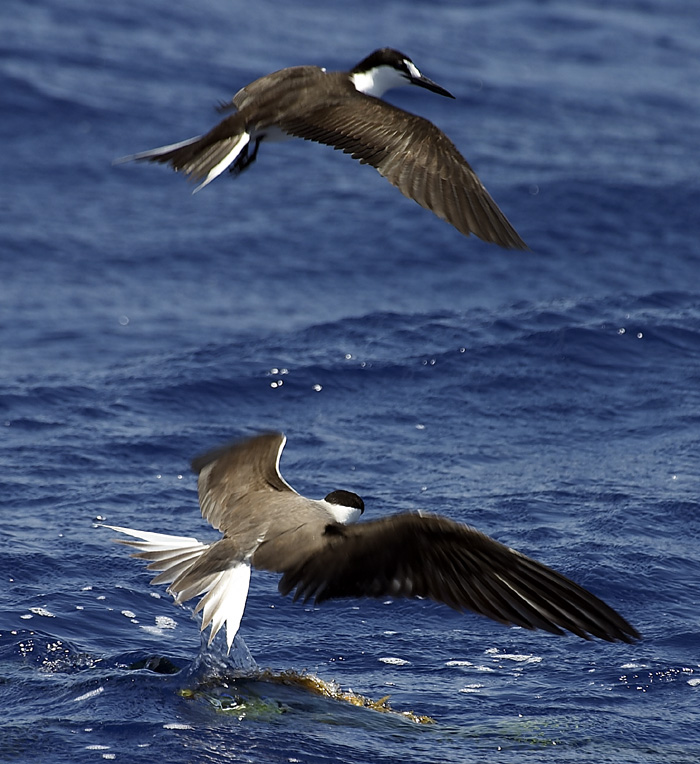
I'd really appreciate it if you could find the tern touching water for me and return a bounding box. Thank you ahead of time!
[116,48,527,249]
[105,432,639,653]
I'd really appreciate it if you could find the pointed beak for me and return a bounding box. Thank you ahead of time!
[409,73,455,99]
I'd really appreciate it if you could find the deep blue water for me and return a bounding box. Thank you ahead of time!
[2,0,700,761]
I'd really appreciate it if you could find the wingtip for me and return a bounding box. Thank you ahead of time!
[191,431,287,474]
[619,625,642,644]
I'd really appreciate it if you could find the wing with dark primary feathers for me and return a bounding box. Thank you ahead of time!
[277,93,528,250]
[277,512,640,643]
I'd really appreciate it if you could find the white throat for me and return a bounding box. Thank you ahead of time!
[350,65,409,98]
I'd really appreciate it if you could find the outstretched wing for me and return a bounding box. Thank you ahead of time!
[278,94,528,250]
[277,512,639,643]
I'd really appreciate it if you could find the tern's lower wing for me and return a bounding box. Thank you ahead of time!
[278,96,528,250]
[277,512,639,643]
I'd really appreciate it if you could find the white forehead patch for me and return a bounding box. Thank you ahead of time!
[405,60,422,80]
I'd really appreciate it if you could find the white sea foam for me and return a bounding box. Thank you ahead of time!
[75,687,105,702]
[459,684,484,693]
[485,648,542,664]
[141,615,178,636]
[29,607,55,617]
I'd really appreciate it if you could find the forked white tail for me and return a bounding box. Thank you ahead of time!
[104,525,251,652]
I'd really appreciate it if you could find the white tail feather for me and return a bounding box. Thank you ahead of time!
[104,525,251,651]
[192,131,251,192]
[195,565,251,650]
[112,135,204,165]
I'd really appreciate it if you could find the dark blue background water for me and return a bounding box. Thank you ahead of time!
[1,0,699,761]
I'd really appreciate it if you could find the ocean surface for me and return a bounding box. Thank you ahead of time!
[1,0,699,761]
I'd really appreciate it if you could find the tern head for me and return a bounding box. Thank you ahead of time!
[350,48,455,99]
[323,489,365,524]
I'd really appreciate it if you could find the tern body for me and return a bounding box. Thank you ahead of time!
[106,432,639,653]
[117,48,527,248]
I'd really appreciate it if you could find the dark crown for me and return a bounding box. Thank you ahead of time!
[351,48,410,75]
[324,490,365,514]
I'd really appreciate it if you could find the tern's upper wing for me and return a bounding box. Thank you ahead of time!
[191,432,296,533]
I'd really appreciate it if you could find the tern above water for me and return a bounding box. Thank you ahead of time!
[105,432,639,653]
[116,48,528,249]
